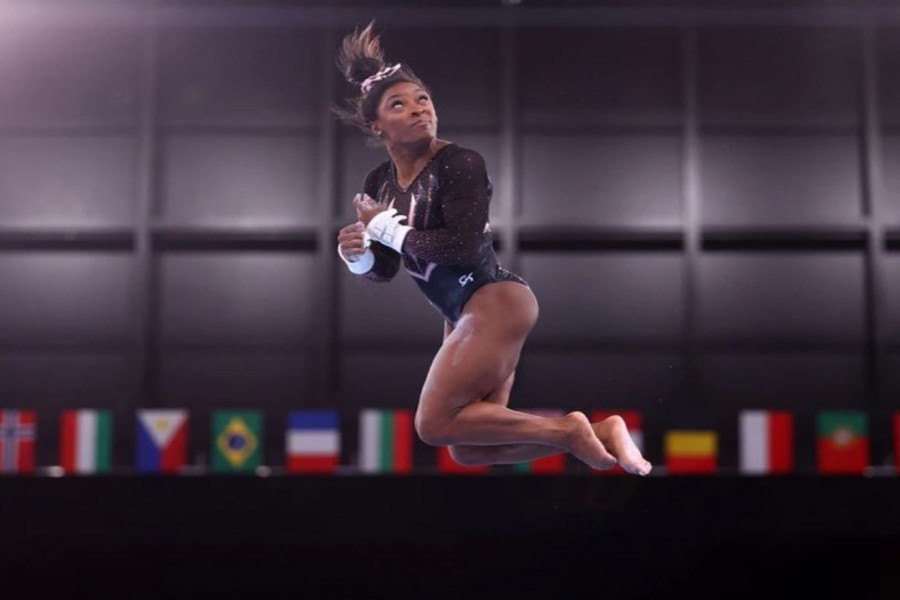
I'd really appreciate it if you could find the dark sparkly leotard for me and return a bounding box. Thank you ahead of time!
[360,143,528,324]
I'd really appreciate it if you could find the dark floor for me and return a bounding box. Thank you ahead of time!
[1,475,898,599]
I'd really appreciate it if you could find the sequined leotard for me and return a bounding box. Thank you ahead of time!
[360,143,528,324]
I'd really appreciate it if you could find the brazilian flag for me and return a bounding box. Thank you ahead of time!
[211,411,263,473]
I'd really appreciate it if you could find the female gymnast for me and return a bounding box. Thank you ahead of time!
[334,22,650,475]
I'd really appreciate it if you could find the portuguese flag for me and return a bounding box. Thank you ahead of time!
[359,409,413,474]
[665,430,717,474]
[817,411,868,474]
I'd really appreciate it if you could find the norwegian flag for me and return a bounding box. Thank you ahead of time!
[0,410,37,474]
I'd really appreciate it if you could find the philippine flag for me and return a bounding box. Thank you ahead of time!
[135,409,189,473]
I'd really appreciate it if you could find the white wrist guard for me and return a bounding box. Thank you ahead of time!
[366,208,412,254]
[337,244,375,275]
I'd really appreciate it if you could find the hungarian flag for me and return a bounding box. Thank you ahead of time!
[817,411,868,474]
[359,409,413,474]
[739,410,793,475]
[286,410,340,474]
[212,410,263,473]
[135,409,189,473]
[590,409,643,476]
[665,430,717,474]
[0,410,36,474]
[437,446,489,475]
[60,409,113,474]
[492,409,565,475]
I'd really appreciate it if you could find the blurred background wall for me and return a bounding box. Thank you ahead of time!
[0,0,898,473]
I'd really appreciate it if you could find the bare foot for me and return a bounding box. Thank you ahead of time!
[592,415,652,476]
[564,411,617,470]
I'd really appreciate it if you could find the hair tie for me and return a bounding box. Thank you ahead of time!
[360,63,402,95]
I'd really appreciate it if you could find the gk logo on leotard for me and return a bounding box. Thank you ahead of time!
[458,272,474,287]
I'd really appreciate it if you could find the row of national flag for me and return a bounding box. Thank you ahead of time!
[665,410,870,475]
[0,408,893,475]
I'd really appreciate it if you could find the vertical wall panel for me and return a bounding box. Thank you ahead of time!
[158,28,319,128]
[698,254,865,343]
[339,267,446,346]
[879,27,900,225]
[159,135,318,227]
[158,253,317,347]
[520,135,682,228]
[698,26,860,126]
[521,254,684,343]
[0,253,133,346]
[517,27,683,127]
[0,137,137,228]
[0,26,140,127]
[700,135,862,226]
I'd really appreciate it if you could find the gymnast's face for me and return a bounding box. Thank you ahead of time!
[371,81,437,145]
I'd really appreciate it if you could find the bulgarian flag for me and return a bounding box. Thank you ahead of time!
[359,409,413,474]
[665,430,717,474]
[437,446,488,475]
[60,409,113,474]
[817,411,868,474]
[739,410,793,475]
[590,409,643,476]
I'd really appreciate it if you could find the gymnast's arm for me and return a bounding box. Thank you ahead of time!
[336,171,402,281]
[400,148,491,266]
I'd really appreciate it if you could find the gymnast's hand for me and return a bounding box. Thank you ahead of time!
[353,193,388,226]
[337,221,369,262]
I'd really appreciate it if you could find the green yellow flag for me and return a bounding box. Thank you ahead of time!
[212,411,263,472]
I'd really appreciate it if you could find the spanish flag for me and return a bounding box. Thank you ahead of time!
[665,430,717,474]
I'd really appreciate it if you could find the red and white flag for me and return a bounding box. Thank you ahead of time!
[590,410,643,476]
[0,410,36,474]
[739,410,793,474]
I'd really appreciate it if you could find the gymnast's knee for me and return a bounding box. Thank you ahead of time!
[414,412,451,447]
[446,445,485,467]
